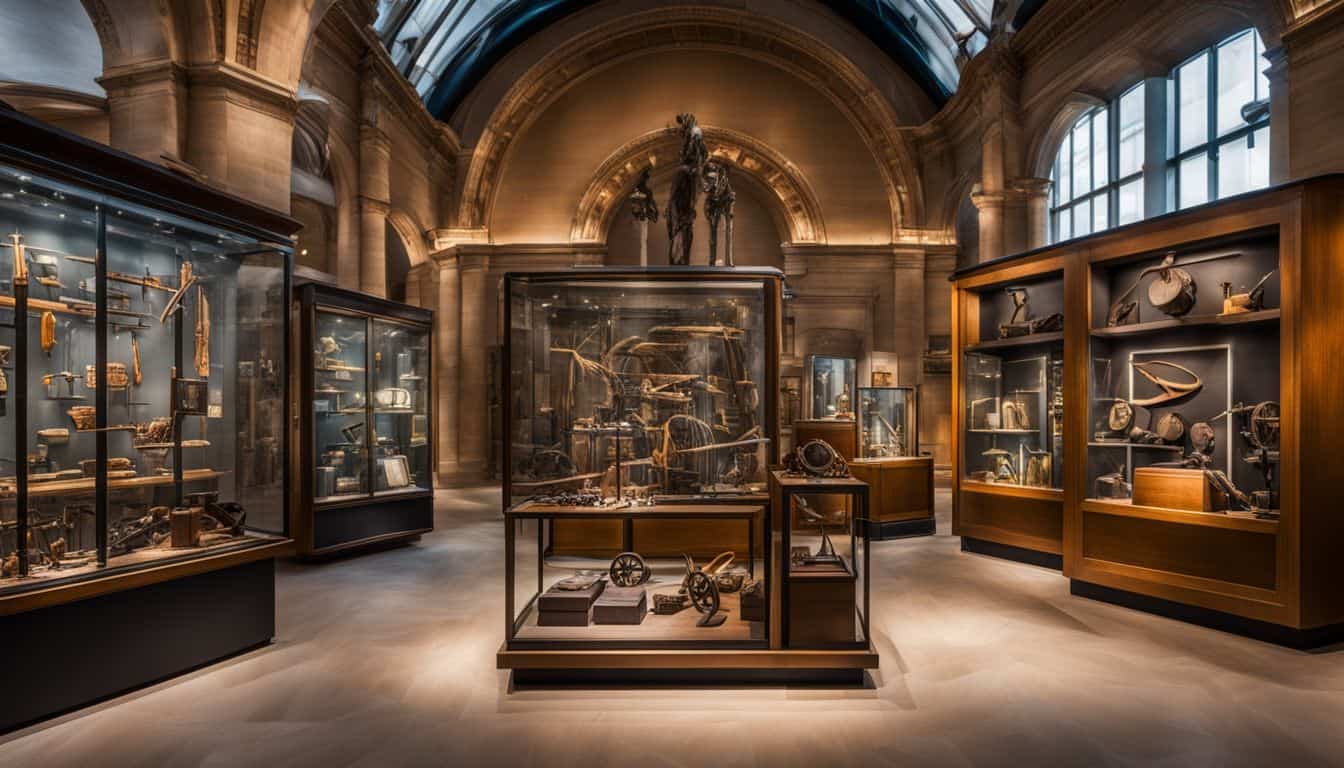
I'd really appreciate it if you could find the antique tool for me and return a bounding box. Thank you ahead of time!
[68,255,179,295]
[783,439,849,478]
[680,552,730,628]
[4,232,29,286]
[1106,251,1239,326]
[35,276,62,289]
[999,286,1064,338]
[158,262,198,323]
[66,406,95,430]
[36,428,69,445]
[131,334,142,385]
[1130,360,1203,407]
[1154,412,1186,443]
[609,552,651,587]
[1107,399,1135,433]
[1025,449,1052,487]
[1094,463,1132,499]
[85,362,130,390]
[42,371,82,400]
[1221,268,1276,315]
[40,310,55,356]
[1001,397,1030,431]
[981,447,1017,484]
[194,284,209,377]
[1189,421,1217,453]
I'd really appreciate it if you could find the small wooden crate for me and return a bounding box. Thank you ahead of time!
[1132,467,1229,512]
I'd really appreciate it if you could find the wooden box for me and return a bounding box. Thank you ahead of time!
[787,576,856,646]
[592,586,647,625]
[1131,467,1228,512]
[537,580,604,612]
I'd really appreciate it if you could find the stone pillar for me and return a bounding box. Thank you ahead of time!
[182,63,298,212]
[358,123,392,297]
[971,189,1005,262]
[434,252,462,482]
[892,248,926,385]
[1015,178,1053,251]
[1264,45,1290,185]
[99,60,187,165]
[457,251,490,480]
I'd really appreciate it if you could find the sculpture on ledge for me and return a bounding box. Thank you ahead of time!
[703,160,735,267]
[666,113,707,266]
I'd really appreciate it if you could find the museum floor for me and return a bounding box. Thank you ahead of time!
[2,488,1342,768]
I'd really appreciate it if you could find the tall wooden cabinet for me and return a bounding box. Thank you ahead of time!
[953,177,1344,645]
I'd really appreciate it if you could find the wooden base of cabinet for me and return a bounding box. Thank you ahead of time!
[961,536,1063,570]
[1071,580,1344,650]
[498,642,878,684]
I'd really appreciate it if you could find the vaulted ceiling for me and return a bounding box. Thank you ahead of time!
[374,0,1029,120]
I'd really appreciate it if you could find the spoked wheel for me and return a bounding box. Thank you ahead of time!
[686,571,726,627]
[609,552,650,587]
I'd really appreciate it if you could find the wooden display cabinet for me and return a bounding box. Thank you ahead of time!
[952,258,1066,567]
[954,176,1344,646]
[850,385,934,539]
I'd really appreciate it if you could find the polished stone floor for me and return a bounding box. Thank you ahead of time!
[3,487,1343,767]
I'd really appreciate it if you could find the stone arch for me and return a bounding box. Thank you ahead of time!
[461,6,923,241]
[1027,91,1107,181]
[387,208,430,268]
[571,125,825,245]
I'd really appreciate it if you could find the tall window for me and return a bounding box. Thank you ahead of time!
[1048,28,1269,244]
[1049,83,1144,243]
[1171,29,1270,208]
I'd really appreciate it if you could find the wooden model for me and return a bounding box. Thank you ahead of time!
[953,176,1344,645]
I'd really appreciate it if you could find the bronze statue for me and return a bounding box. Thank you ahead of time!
[703,161,735,267]
[666,113,707,265]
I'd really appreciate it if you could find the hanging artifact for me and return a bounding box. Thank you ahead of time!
[1131,360,1203,407]
[1153,412,1186,443]
[159,262,198,323]
[194,284,210,377]
[40,310,56,356]
[665,113,708,266]
[1145,254,1197,317]
[131,334,142,386]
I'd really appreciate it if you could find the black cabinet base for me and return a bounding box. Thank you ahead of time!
[960,536,1063,570]
[311,495,433,553]
[511,668,867,687]
[867,517,935,540]
[1071,580,1344,650]
[1,558,276,734]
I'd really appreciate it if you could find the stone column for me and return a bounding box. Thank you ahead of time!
[358,123,392,297]
[456,250,490,480]
[434,252,462,482]
[892,248,926,385]
[182,63,298,212]
[1015,178,1053,251]
[971,189,1005,262]
[99,60,187,165]
[1264,45,1290,185]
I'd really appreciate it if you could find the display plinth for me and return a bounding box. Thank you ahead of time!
[850,456,934,539]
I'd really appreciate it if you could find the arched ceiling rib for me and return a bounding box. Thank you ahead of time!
[374,0,1008,116]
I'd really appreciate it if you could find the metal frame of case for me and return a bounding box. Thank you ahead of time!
[497,267,877,681]
[293,283,434,557]
[0,105,298,732]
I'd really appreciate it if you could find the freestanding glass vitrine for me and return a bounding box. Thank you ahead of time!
[294,283,434,556]
[806,354,856,420]
[856,386,916,458]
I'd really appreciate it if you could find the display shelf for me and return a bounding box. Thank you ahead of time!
[961,479,1063,501]
[968,428,1039,435]
[25,468,227,498]
[1090,308,1279,339]
[964,330,1065,352]
[1081,498,1278,533]
[1087,441,1184,451]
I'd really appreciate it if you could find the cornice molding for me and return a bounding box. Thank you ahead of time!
[185,61,299,120]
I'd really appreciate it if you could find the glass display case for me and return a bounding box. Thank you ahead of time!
[0,159,290,593]
[506,269,779,506]
[1085,237,1280,519]
[295,283,433,556]
[503,268,781,651]
[857,386,916,458]
[806,354,856,420]
[960,275,1064,490]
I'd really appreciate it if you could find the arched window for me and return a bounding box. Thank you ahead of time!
[1049,28,1269,244]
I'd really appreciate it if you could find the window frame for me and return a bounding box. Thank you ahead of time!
[1048,82,1145,244]
[1169,28,1271,209]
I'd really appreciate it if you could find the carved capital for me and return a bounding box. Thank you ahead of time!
[359,196,391,217]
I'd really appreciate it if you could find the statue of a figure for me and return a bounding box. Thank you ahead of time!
[666,113,707,266]
[703,161,735,267]
[630,165,659,223]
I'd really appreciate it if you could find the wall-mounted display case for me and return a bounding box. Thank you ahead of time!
[0,105,296,731]
[293,283,433,556]
[498,268,876,681]
[953,176,1344,647]
[952,266,1065,565]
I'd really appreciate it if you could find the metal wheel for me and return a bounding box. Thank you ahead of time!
[609,552,649,587]
[686,570,719,615]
